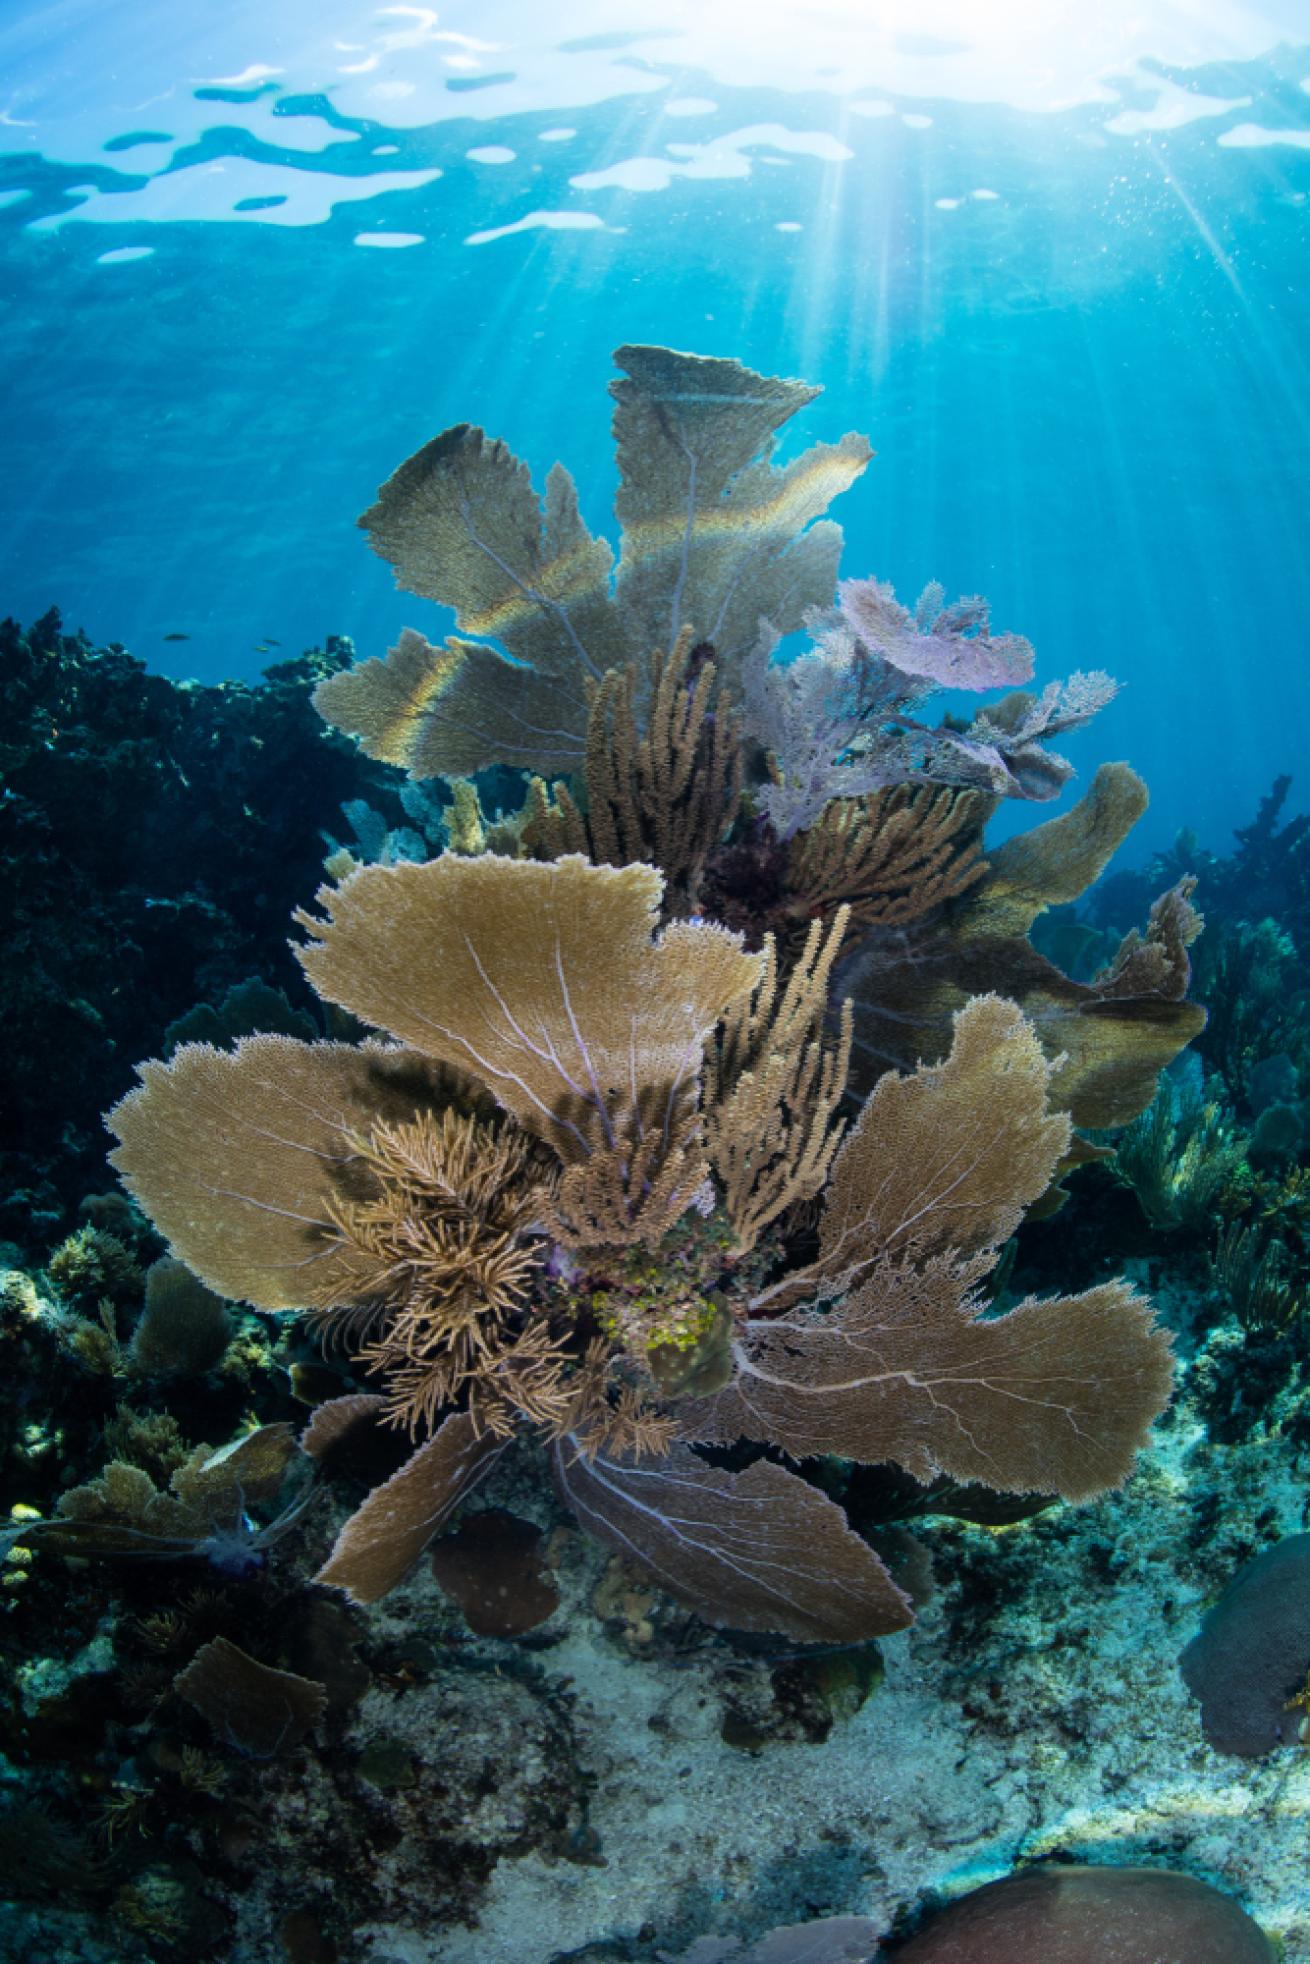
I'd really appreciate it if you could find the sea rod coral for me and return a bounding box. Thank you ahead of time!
[105,345,1196,1644]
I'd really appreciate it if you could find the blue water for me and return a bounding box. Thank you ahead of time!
[2,2,1309,855]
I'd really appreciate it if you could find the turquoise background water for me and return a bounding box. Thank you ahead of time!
[2,1,1309,856]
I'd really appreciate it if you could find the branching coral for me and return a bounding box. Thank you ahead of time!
[1210,1220,1300,1333]
[319,1108,556,1437]
[1192,916,1308,1106]
[784,783,987,933]
[521,626,743,913]
[1112,1074,1247,1232]
[705,908,852,1255]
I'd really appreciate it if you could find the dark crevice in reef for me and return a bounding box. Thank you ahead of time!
[0,609,397,1254]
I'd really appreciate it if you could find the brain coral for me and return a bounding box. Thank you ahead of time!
[890,1865,1273,1963]
[1180,1532,1310,1755]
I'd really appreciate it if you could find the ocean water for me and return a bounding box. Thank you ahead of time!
[3,1,1309,851]
[3,5,1310,1963]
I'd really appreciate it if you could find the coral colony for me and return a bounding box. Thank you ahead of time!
[108,348,1185,1636]
[2,348,1306,1959]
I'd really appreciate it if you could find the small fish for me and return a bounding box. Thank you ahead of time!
[253,643,271,652]
[263,636,281,646]
[162,631,190,642]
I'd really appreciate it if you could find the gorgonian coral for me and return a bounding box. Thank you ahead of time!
[106,345,1200,1644]
[111,851,1173,1642]
[314,345,871,782]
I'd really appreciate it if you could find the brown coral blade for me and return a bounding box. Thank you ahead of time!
[314,1410,507,1603]
[296,854,760,1166]
[108,1037,450,1311]
[313,627,591,779]
[852,929,1206,1131]
[1038,990,1206,1130]
[174,1637,327,1756]
[553,1437,912,1641]
[683,1260,1174,1500]
[794,995,1069,1302]
[847,765,1205,1127]
[963,759,1148,938]
[610,346,872,670]
[300,1394,387,1462]
[359,423,627,680]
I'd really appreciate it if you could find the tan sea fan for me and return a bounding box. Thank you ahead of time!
[314,346,871,782]
[295,853,760,1203]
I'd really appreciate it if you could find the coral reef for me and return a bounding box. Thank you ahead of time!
[11,344,1310,1964]
[103,350,1195,1656]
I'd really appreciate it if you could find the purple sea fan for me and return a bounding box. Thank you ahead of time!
[740,624,899,838]
[839,575,1036,693]
[950,668,1122,800]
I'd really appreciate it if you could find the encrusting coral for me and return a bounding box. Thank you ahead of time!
[105,346,1199,1647]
